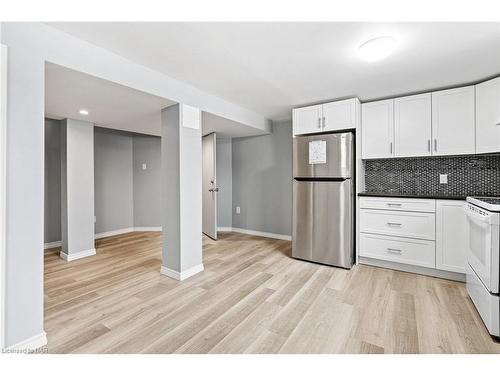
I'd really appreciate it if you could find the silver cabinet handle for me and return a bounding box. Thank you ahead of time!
[428,139,431,152]
[387,222,402,227]
[317,118,321,128]
[390,142,393,154]
[322,116,325,128]
[387,203,402,207]
[387,248,403,254]
[434,139,437,152]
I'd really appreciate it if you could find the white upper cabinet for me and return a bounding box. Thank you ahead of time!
[322,98,358,132]
[361,99,394,159]
[394,93,432,157]
[476,77,500,154]
[432,86,475,156]
[293,99,359,136]
[292,105,322,136]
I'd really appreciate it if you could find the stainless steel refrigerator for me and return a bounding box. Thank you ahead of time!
[292,132,354,269]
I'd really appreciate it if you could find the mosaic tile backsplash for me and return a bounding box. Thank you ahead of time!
[363,155,500,197]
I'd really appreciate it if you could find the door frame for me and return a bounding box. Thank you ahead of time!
[202,132,217,240]
[0,43,8,349]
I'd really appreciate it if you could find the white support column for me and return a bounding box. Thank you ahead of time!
[160,104,203,281]
[0,42,7,349]
[60,119,96,261]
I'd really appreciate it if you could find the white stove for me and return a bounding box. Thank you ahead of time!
[465,196,500,337]
[467,196,500,212]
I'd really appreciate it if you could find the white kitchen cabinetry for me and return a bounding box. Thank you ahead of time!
[361,99,394,159]
[359,197,436,269]
[359,196,435,212]
[432,86,475,156]
[436,200,467,274]
[322,98,358,132]
[360,209,435,240]
[359,196,467,278]
[292,105,323,136]
[476,76,500,154]
[360,233,436,268]
[394,93,432,157]
[293,99,359,136]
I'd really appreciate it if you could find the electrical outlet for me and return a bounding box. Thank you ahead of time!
[235,206,241,214]
[440,174,448,184]
[142,163,147,170]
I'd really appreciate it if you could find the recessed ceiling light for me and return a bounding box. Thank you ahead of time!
[79,109,89,115]
[358,36,397,62]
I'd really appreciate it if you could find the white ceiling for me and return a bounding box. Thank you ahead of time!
[45,62,263,137]
[48,22,500,120]
[202,112,268,138]
[45,62,173,135]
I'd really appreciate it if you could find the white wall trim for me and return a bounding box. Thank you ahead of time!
[230,227,292,241]
[94,227,135,239]
[134,226,162,232]
[0,43,7,349]
[59,248,96,262]
[43,240,62,250]
[160,263,204,281]
[6,331,47,353]
[217,227,233,232]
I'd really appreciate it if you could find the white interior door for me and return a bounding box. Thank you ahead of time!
[202,133,217,240]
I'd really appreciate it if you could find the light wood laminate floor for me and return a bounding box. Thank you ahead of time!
[44,231,500,354]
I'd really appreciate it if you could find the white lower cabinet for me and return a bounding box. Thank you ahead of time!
[360,233,435,268]
[435,200,467,273]
[359,197,466,277]
[360,209,435,240]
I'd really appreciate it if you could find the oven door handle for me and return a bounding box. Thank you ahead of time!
[464,208,491,226]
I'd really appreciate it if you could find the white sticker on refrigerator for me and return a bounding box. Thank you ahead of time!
[309,140,327,164]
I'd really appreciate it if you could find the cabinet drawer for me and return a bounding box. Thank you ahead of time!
[360,233,436,268]
[360,209,435,240]
[359,196,435,213]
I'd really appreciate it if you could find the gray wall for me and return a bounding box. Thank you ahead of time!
[44,123,161,243]
[133,136,162,227]
[216,137,232,228]
[94,128,134,233]
[231,120,292,235]
[44,119,61,243]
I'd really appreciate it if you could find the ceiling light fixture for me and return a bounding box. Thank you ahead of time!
[79,109,89,115]
[358,36,397,62]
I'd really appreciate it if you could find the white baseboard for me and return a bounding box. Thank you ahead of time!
[46,227,163,250]
[230,227,292,241]
[160,263,204,281]
[60,248,96,262]
[95,227,135,239]
[6,331,47,353]
[134,226,162,232]
[44,240,62,250]
[217,227,233,232]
